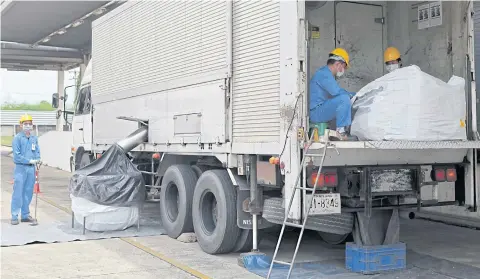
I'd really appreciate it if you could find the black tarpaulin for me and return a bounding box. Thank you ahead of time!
[69,144,145,207]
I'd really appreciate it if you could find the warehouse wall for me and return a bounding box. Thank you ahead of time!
[387,1,470,82]
[307,1,469,85]
[306,1,387,92]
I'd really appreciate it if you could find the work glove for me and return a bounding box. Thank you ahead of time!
[29,159,38,165]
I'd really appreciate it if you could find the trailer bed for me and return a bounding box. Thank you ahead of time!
[307,140,480,166]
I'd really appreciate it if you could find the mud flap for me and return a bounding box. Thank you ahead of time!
[236,188,274,230]
[353,209,400,245]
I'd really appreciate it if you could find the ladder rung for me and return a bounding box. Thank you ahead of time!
[284,221,303,228]
[305,153,324,157]
[295,186,315,191]
[272,260,292,266]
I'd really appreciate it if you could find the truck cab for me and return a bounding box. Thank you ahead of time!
[52,60,94,171]
[71,60,93,170]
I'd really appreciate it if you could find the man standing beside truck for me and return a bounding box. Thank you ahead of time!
[309,48,357,141]
[11,114,41,225]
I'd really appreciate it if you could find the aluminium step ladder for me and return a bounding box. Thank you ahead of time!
[266,129,333,279]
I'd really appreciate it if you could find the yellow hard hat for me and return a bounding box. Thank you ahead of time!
[384,47,401,63]
[329,48,350,66]
[19,114,33,124]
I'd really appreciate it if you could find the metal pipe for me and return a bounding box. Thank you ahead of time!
[399,210,415,220]
[249,155,259,251]
[150,157,155,190]
[1,41,82,53]
[116,126,148,153]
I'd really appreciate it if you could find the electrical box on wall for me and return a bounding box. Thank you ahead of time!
[418,1,442,30]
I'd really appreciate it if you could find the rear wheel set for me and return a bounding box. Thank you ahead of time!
[160,165,257,254]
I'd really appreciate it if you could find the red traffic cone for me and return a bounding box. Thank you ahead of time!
[34,182,41,194]
[34,170,41,193]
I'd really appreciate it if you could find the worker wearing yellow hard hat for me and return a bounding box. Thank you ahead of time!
[309,48,357,141]
[10,113,41,225]
[384,47,402,73]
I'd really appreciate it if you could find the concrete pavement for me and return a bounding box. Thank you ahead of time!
[2,154,480,278]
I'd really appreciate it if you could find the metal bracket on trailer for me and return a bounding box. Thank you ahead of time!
[117,116,149,126]
[360,165,422,217]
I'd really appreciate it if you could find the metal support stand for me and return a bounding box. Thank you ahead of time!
[71,212,75,228]
[249,155,259,252]
[137,207,141,232]
[83,216,86,235]
[237,155,266,268]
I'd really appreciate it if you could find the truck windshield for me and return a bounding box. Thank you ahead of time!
[75,86,92,115]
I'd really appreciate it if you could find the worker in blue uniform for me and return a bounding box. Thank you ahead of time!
[309,48,357,141]
[11,114,41,225]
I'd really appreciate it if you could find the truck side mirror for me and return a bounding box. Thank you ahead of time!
[52,93,59,108]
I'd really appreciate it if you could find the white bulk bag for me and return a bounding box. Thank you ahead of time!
[71,195,139,232]
[350,65,467,141]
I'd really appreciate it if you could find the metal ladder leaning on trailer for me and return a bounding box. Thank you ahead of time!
[267,129,336,279]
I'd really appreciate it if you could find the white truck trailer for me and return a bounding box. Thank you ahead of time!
[55,0,480,254]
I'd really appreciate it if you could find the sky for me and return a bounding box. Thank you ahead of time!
[1,68,77,106]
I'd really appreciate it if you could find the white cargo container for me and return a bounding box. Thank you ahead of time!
[57,1,480,255]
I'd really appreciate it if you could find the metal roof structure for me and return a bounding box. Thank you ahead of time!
[1,0,124,71]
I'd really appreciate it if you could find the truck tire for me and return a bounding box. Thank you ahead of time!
[233,229,264,253]
[262,197,353,235]
[160,165,197,239]
[317,231,352,245]
[191,164,211,179]
[79,153,92,169]
[192,170,240,254]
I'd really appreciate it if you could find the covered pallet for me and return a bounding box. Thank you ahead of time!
[350,66,467,141]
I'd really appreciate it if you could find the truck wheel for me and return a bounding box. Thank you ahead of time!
[160,165,197,239]
[192,170,240,254]
[79,153,92,169]
[233,229,264,253]
[191,164,211,179]
[317,231,351,245]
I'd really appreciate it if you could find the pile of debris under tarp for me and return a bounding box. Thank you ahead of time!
[351,65,467,141]
[69,144,145,231]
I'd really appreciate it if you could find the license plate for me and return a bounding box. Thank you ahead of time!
[309,193,341,215]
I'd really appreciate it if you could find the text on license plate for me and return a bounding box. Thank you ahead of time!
[309,193,341,215]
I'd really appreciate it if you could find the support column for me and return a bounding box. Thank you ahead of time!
[79,63,86,82]
[56,70,65,131]
[249,155,259,251]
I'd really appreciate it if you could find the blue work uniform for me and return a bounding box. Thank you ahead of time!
[11,131,40,221]
[309,65,355,128]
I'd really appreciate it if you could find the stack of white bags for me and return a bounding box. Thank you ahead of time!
[350,65,467,141]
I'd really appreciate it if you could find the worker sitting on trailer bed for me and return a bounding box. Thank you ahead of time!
[309,48,357,141]
[384,46,402,73]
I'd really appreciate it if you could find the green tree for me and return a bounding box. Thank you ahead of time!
[1,101,55,111]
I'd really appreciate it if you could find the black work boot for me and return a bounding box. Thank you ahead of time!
[21,216,35,223]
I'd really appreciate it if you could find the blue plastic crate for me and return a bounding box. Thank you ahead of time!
[345,242,406,274]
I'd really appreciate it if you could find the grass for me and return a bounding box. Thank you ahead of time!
[1,136,13,146]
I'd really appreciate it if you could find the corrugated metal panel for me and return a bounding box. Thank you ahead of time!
[0,110,73,126]
[232,1,281,143]
[92,1,228,102]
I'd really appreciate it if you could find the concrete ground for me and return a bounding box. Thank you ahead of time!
[2,153,480,278]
